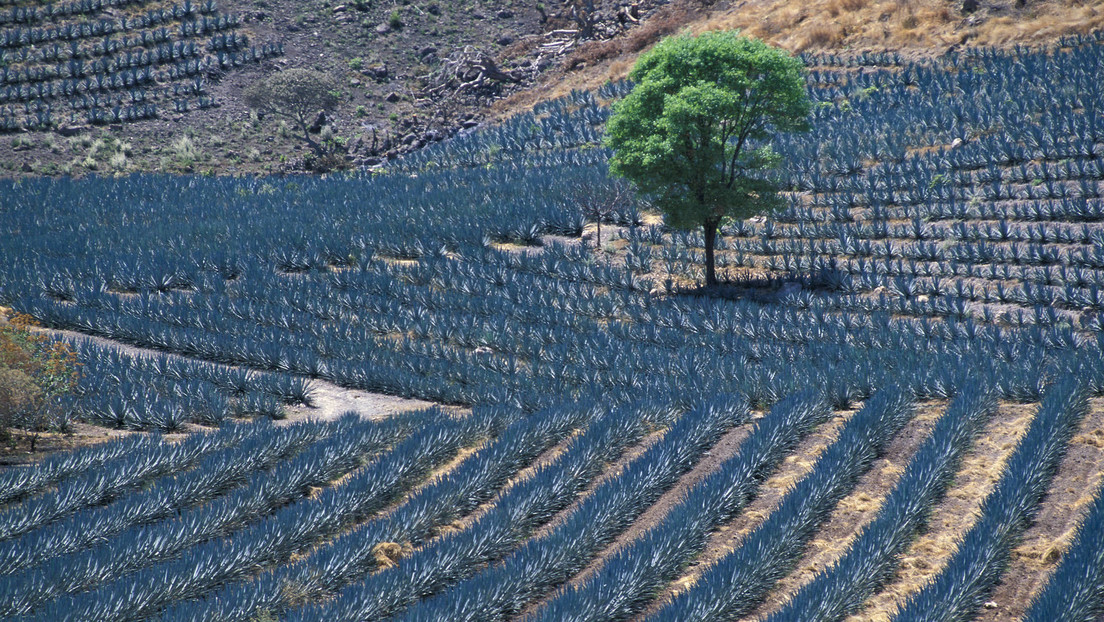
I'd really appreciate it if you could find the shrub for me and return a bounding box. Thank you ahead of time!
[0,313,79,451]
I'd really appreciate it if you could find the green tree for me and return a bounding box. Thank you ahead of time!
[244,69,340,155]
[605,31,811,286]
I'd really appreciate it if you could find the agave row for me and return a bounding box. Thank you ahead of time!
[528,389,832,622]
[28,407,498,622]
[1024,472,1104,622]
[891,376,1090,622]
[647,385,915,622]
[0,432,157,506]
[762,385,999,622]
[1,411,425,617]
[285,394,688,622]
[0,421,245,542]
[387,392,750,622]
[0,417,331,575]
[161,397,603,622]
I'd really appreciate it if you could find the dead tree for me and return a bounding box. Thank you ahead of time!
[572,176,635,248]
[566,0,596,39]
[422,46,520,100]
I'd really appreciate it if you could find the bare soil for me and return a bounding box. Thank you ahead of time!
[843,401,1039,622]
[282,381,437,424]
[748,401,947,620]
[972,397,1104,622]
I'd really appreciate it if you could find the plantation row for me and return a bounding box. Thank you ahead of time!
[1,363,1100,620]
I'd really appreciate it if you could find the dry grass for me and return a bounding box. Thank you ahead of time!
[749,402,946,620]
[843,401,1038,622]
[633,406,860,619]
[491,0,1104,126]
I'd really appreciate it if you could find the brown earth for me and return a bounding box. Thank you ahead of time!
[5,0,1101,177]
[748,402,947,620]
[517,417,757,620]
[843,401,1038,622]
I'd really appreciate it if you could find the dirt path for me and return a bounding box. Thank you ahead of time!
[515,419,756,620]
[633,406,860,620]
[843,401,1039,622]
[746,401,947,620]
[43,327,439,425]
[971,397,1104,622]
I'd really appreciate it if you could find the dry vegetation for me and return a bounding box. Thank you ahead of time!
[492,0,1104,123]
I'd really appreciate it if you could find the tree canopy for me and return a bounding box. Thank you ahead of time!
[606,30,811,286]
[244,68,339,153]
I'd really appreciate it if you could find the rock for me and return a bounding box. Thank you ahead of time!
[496,9,514,18]
[349,79,361,86]
[474,346,494,355]
[419,45,437,58]
[962,0,978,12]
[363,64,389,80]
[984,602,998,610]
[56,125,87,136]
[496,33,514,46]
[402,133,418,145]
[363,156,383,166]
[375,22,391,33]
[950,137,964,149]
[461,119,480,129]
[915,294,930,303]
[333,4,346,11]
[427,2,441,14]
[385,91,401,103]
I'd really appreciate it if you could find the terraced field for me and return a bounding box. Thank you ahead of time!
[0,0,280,132]
[2,32,1104,622]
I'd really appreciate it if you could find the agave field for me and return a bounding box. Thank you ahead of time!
[0,0,280,131]
[2,31,1104,622]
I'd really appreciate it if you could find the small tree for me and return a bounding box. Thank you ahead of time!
[244,69,340,155]
[572,175,635,248]
[0,313,79,452]
[606,31,811,286]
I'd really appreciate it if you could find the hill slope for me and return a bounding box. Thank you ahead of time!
[0,0,1100,176]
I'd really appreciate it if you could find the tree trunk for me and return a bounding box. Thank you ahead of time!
[703,219,719,287]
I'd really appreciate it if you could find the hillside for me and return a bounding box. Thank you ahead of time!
[2,30,1104,620]
[0,0,1100,175]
